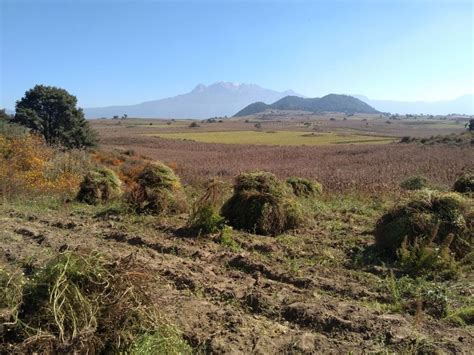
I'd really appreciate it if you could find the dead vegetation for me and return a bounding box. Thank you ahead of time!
[0,252,191,354]
[187,179,227,234]
[76,167,122,205]
[97,133,473,194]
[222,171,305,235]
[126,162,188,214]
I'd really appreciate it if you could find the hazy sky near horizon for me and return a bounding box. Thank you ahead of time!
[1,0,473,109]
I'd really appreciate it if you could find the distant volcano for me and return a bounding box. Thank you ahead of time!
[84,82,302,119]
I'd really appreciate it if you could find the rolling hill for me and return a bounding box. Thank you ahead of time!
[234,94,379,117]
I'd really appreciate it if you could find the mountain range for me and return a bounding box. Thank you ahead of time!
[84,82,300,119]
[4,83,472,118]
[234,94,378,117]
[354,95,474,115]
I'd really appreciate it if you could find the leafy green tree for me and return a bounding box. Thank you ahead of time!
[12,85,97,148]
[469,119,474,131]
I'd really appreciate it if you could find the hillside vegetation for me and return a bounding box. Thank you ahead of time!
[234,94,379,116]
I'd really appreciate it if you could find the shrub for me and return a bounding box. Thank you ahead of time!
[375,191,473,261]
[187,179,227,234]
[0,133,86,199]
[127,162,187,214]
[77,167,122,205]
[286,177,322,197]
[0,252,191,353]
[400,175,430,191]
[396,232,459,279]
[221,171,304,235]
[453,171,474,194]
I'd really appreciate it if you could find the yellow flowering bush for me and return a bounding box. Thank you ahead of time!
[0,133,89,198]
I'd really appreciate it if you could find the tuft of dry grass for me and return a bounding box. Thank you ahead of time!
[0,252,191,353]
[222,171,304,235]
[126,162,188,214]
[187,179,228,234]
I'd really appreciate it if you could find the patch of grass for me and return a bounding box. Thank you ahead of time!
[189,204,225,234]
[396,233,460,279]
[400,175,430,191]
[382,273,450,319]
[150,130,396,146]
[216,226,240,251]
[0,266,23,326]
[446,306,474,326]
[129,326,192,354]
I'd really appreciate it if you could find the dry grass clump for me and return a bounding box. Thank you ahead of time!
[187,179,228,234]
[453,171,473,194]
[399,175,430,191]
[222,171,304,236]
[76,167,122,205]
[286,177,322,197]
[374,191,473,276]
[91,149,152,186]
[0,252,191,354]
[127,162,188,214]
[0,266,23,330]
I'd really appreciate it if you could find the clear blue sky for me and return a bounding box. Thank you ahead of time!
[1,0,473,109]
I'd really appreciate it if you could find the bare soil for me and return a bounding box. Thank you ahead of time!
[1,199,472,353]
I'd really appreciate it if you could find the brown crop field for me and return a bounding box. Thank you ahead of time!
[92,117,473,194]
